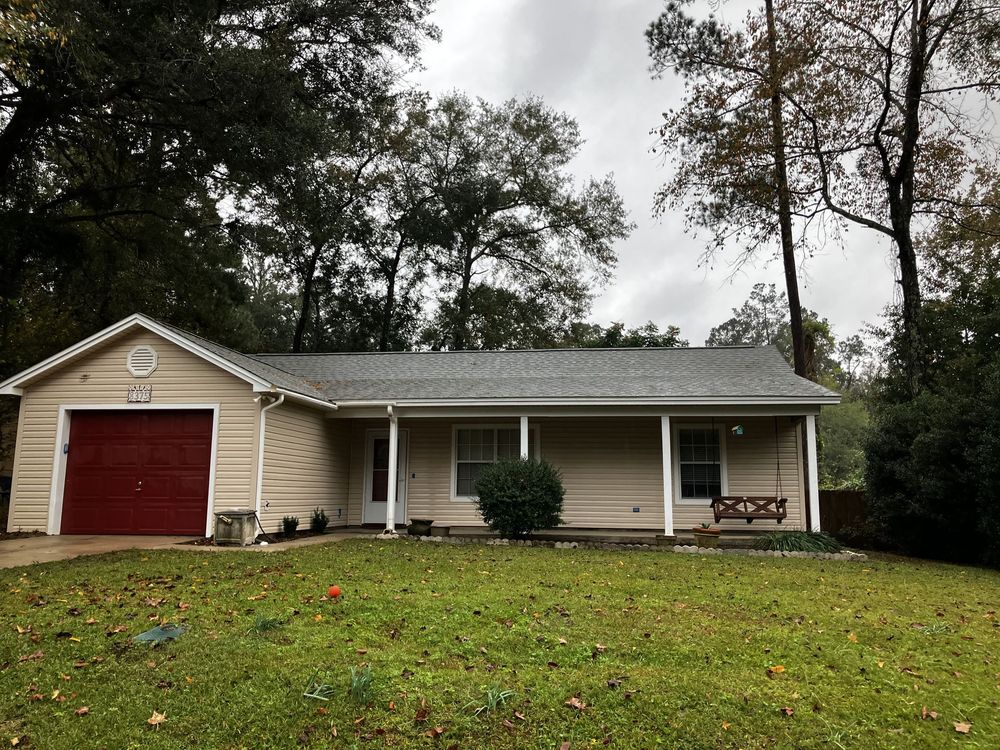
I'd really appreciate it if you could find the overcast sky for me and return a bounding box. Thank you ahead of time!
[414,0,898,345]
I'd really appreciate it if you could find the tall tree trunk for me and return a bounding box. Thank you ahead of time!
[292,241,322,353]
[378,236,406,352]
[887,0,929,394]
[450,246,475,351]
[0,91,50,191]
[764,0,808,379]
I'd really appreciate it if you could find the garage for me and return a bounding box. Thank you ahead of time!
[61,410,213,535]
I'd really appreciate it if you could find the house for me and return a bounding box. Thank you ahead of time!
[0,314,839,538]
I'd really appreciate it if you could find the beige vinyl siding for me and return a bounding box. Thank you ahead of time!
[536,417,663,529]
[260,402,350,532]
[7,330,260,532]
[344,415,805,533]
[672,416,805,531]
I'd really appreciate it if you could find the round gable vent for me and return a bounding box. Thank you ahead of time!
[127,345,158,377]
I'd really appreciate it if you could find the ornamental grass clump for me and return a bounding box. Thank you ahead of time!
[474,458,565,538]
[755,530,843,553]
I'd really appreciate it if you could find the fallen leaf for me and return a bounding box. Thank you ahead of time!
[767,665,786,677]
[921,706,938,720]
[18,650,44,662]
[10,738,20,747]
[558,638,567,645]
[147,710,167,729]
[513,711,526,721]
[780,707,794,717]
[847,632,858,643]
[424,725,445,738]
[722,721,731,730]
[954,721,971,734]
[313,614,322,622]
[74,706,89,716]
[565,696,587,711]
[560,742,571,750]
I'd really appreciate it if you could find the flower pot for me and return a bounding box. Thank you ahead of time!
[407,519,434,536]
[692,528,721,548]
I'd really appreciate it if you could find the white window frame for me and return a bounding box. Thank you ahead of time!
[672,422,728,506]
[450,423,541,501]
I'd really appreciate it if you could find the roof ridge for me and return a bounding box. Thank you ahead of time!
[254,344,769,356]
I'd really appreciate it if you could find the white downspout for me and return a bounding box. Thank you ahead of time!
[384,404,399,535]
[254,394,284,519]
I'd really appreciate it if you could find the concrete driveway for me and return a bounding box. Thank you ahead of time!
[0,534,193,569]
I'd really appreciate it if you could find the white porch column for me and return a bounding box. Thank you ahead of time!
[519,415,529,459]
[805,414,821,531]
[385,405,399,534]
[661,416,674,537]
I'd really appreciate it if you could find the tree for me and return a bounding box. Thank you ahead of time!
[865,201,1000,564]
[564,321,687,348]
[647,0,809,377]
[0,0,437,373]
[706,282,841,382]
[406,93,632,350]
[779,0,1000,392]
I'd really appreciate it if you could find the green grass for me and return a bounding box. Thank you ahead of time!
[1,540,998,749]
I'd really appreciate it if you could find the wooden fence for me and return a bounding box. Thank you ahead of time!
[819,490,866,536]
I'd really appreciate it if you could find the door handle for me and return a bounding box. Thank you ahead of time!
[135,480,143,492]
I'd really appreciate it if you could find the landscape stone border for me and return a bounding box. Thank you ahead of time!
[411,534,868,561]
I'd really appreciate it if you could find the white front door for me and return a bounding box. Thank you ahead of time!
[363,429,408,526]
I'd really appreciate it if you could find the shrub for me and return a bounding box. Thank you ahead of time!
[282,515,299,536]
[755,531,843,553]
[474,458,564,538]
[310,507,329,533]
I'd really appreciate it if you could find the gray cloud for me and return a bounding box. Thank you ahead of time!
[417,0,897,344]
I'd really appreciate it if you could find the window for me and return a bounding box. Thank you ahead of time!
[454,425,538,498]
[677,427,724,501]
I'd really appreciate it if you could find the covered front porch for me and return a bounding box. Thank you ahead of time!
[330,407,822,538]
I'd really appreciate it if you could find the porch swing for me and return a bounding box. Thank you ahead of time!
[710,416,788,524]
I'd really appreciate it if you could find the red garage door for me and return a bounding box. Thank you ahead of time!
[61,410,213,535]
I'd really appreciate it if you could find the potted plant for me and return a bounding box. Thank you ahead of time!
[692,523,721,548]
[407,518,434,536]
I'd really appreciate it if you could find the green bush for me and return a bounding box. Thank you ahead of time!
[755,531,843,553]
[282,515,299,535]
[474,458,564,538]
[310,507,329,533]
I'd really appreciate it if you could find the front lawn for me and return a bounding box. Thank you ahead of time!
[1,540,998,749]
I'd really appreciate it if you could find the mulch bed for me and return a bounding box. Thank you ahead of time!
[177,529,330,546]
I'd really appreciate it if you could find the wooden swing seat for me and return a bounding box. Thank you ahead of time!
[711,496,788,524]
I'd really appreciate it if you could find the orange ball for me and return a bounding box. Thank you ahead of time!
[327,585,341,599]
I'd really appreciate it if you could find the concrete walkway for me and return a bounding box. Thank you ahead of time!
[0,534,193,569]
[0,531,372,569]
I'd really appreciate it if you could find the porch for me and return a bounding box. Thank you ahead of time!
[321,410,822,538]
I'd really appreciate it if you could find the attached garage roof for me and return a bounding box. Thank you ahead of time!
[0,314,839,406]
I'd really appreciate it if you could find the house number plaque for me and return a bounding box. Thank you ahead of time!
[127,384,152,403]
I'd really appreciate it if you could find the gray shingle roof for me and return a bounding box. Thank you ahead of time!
[250,346,838,403]
[157,322,329,402]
